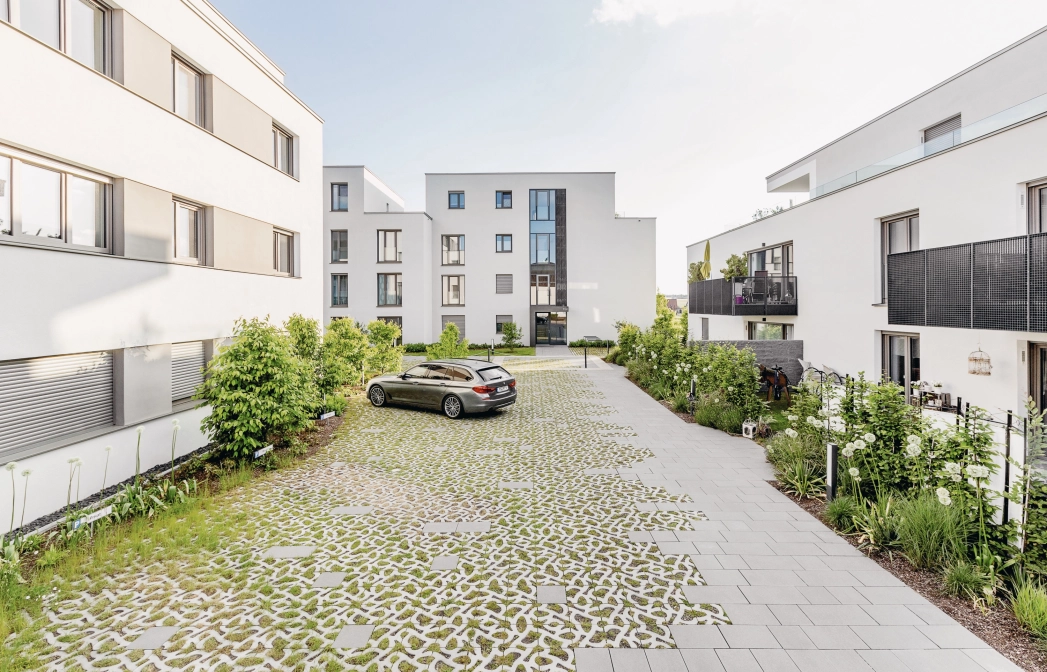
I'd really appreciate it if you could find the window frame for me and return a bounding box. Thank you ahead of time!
[442,274,465,306]
[882,332,921,400]
[377,272,403,307]
[377,229,402,263]
[495,191,512,209]
[330,229,348,263]
[15,0,111,75]
[530,189,556,221]
[0,148,112,253]
[172,55,204,127]
[1028,179,1047,234]
[496,234,512,253]
[442,234,465,265]
[745,241,793,276]
[272,125,294,176]
[331,183,348,212]
[747,322,792,341]
[448,191,464,209]
[273,229,294,276]
[331,273,348,307]
[530,273,553,305]
[880,211,920,302]
[172,199,202,262]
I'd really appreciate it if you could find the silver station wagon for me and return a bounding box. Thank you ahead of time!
[366,359,517,418]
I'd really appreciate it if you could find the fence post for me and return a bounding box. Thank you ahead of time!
[585,344,588,369]
[826,443,839,502]
[1003,410,1013,526]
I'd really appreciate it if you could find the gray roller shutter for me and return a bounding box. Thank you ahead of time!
[924,115,961,142]
[172,341,206,402]
[443,315,466,340]
[0,352,113,456]
[495,274,513,294]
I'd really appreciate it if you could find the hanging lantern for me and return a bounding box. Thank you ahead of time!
[968,348,992,376]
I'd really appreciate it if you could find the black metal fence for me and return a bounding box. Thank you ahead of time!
[689,276,798,316]
[888,231,1047,331]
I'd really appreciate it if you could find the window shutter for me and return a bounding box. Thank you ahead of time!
[0,352,113,457]
[495,274,513,294]
[443,315,466,339]
[496,315,513,324]
[172,341,206,402]
[924,115,961,142]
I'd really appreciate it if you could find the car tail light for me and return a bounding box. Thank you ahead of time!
[473,385,496,393]
[509,380,516,388]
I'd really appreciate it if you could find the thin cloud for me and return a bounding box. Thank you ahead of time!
[592,0,739,26]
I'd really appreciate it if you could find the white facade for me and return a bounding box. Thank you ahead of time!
[0,0,323,525]
[325,170,656,346]
[687,25,1047,420]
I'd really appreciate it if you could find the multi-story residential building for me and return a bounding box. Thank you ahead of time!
[325,169,656,346]
[0,0,323,523]
[686,25,1047,418]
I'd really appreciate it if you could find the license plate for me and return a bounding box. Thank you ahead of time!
[496,385,508,393]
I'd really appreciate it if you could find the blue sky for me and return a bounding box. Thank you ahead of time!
[211,0,1047,293]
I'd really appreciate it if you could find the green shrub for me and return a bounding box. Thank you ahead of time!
[672,391,690,414]
[568,338,615,348]
[196,317,316,459]
[826,496,860,533]
[366,319,404,373]
[693,396,721,428]
[714,404,746,434]
[766,432,822,472]
[426,324,470,360]
[323,319,368,388]
[500,322,523,351]
[1023,479,1047,576]
[855,496,902,552]
[403,343,428,353]
[604,346,621,364]
[943,560,991,601]
[1011,576,1047,638]
[896,492,969,569]
[323,392,348,416]
[777,457,825,499]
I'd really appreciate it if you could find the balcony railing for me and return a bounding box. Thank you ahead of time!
[813,92,1047,198]
[689,276,798,316]
[887,232,1047,332]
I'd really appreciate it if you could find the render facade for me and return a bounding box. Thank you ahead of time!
[325,170,656,346]
[686,25,1047,423]
[0,0,323,524]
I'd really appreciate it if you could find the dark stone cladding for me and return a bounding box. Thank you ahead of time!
[555,189,567,306]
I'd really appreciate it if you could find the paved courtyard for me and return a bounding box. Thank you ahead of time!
[36,357,1021,671]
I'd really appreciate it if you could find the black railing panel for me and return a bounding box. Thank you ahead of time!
[1031,233,1047,332]
[926,244,972,328]
[973,236,1026,331]
[689,277,797,316]
[887,251,926,326]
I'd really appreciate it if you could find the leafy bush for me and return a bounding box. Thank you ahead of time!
[720,254,747,280]
[778,457,825,499]
[568,338,615,348]
[426,324,470,360]
[323,392,348,416]
[714,404,746,434]
[826,496,859,533]
[403,343,428,353]
[322,319,368,388]
[896,492,969,569]
[196,317,316,459]
[366,319,404,373]
[1023,479,1047,576]
[501,322,523,351]
[855,496,902,552]
[1012,575,1047,639]
[767,432,825,499]
[604,346,621,364]
[943,560,991,601]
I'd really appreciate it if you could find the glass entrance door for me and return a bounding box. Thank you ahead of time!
[883,334,920,398]
[535,312,567,345]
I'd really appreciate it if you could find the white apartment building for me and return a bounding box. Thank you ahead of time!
[686,25,1047,419]
[0,0,323,524]
[325,170,656,346]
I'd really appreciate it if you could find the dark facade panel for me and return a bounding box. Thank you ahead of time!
[973,236,1026,331]
[926,245,972,328]
[1031,233,1047,332]
[555,189,567,306]
[887,251,926,326]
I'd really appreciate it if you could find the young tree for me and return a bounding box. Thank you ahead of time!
[720,254,748,280]
[197,317,316,459]
[499,322,522,353]
[426,323,470,360]
[366,319,404,373]
[322,318,368,389]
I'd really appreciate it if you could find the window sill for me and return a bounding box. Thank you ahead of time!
[330,260,348,264]
[377,260,402,264]
[872,302,887,307]
[377,305,403,308]
[441,305,465,308]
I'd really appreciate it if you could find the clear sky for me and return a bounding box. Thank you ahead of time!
[211,0,1047,294]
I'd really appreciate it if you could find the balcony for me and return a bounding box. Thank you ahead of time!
[812,92,1047,198]
[887,232,1047,331]
[689,276,798,316]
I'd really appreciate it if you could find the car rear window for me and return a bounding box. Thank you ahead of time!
[478,366,511,382]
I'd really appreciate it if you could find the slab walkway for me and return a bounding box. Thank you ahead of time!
[574,365,1022,672]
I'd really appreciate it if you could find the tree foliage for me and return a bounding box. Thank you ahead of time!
[499,322,522,352]
[720,254,748,280]
[366,319,404,373]
[426,323,470,360]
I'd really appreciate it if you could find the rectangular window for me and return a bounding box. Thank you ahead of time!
[442,234,465,265]
[530,274,553,305]
[173,57,203,126]
[20,0,108,73]
[331,230,348,262]
[530,232,555,264]
[273,230,293,274]
[173,201,200,260]
[331,183,348,211]
[530,189,555,221]
[171,341,205,403]
[442,275,465,305]
[881,213,919,301]
[273,126,293,175]
[496,274,513,294]
[748,322,792,340]
[378,230,401,262]
[883,334,920,399]
[496,315,513,334]
[15,159,107,250]
[496,234,512,252]
[21,0,60,48]
[701,317,709,341]
[1029,181,1047,234]
[748,243,793,276]
[496,191,512,209]
[448,192,464,209]
[0,157,10,235]
[377,273,402,306]
[331,274,348,306]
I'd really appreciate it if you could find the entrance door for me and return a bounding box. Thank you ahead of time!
[535,312,567,345]
[1031,344,1047,413]
[883,334,920,399]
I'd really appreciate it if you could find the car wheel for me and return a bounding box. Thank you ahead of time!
[443,394,463,419]
[369,386,387,407]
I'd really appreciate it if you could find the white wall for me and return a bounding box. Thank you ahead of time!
[768,26,1047,194]
[689,113,1047,418]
